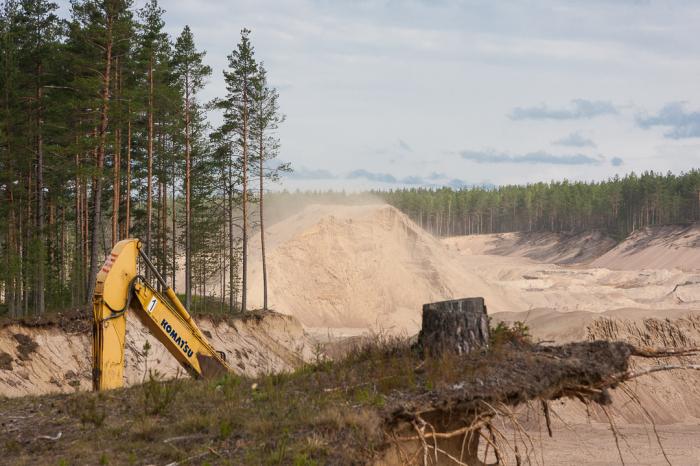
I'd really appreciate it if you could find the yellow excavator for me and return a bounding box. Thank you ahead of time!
[92,238,232,391]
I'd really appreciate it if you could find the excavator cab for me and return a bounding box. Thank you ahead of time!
[92,238,231,391]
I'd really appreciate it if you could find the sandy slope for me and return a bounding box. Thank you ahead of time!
[0,312,315,398]
[245,203,700,431]
[245,204,700,336]
[443,230,615,264]
[247,204,495,332]
[592,223,700,271]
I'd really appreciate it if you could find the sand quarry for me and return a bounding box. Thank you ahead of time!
[3,202,700,463]
[247,203,700,463]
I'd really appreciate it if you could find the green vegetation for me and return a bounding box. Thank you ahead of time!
[489,320,530,348]
[380,170,700,238]
[1,328,643,465]
[0,0,285,317]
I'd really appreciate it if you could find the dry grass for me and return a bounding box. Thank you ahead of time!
[1,326,695,465]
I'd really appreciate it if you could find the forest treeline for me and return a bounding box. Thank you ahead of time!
[379,171,700,238]
[0,0,285,316]
[262,170,700,240]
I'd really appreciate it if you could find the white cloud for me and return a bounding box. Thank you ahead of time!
[54,0,700,188]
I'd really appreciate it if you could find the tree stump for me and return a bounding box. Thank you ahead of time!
[416,297,490,357]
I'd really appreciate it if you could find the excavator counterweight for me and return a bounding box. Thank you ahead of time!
[92,238,231,391]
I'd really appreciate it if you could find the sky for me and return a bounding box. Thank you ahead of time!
[59,0,700,190]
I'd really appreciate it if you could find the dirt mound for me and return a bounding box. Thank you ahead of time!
[0,311,315,397]
[0,308,91,333]
[443,230,615,264]
[592,223,700,271]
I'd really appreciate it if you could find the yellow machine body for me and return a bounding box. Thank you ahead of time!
[92,238,231,391]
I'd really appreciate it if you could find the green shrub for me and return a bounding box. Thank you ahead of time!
[141,371,181,416]
[68,394,107,427]
[490,320,531,347]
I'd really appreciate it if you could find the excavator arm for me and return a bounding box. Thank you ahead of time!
[92,238,231,391]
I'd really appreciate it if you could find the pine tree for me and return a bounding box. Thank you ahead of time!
[70,0,133,303]
[172,24,210,310]
[213,28,257,312]
[13,0,63,313]
[0,0,23,315]
[250,63,287,310]
[136,0,167,270]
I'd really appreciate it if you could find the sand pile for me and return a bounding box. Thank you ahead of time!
[591,223,700,271]
[248,204,496,332]
[0,312,315,397]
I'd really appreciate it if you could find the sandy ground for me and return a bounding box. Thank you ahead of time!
[245,204,700,463]
[240,204,700,337]
[502,422,700,465]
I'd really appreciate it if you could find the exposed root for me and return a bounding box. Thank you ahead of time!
[602,405,626,466]
[540,400,552,437]
[395,418,491,442]
[619,384,672,466]
[632,347,700,358]
[383,341,700,465]
[613,364,700,382]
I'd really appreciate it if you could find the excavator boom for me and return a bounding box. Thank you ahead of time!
[92,238,231,391]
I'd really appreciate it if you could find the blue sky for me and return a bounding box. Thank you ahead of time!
[59,0,700,190]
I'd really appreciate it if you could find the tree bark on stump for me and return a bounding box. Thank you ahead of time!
[417,297,490,357]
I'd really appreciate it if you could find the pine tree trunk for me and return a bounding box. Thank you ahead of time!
[112,59,120,246]
[228,173,235,313]
[184,76,192,309]
[146,58,153,274]
[25,170,32,315]
[241,85,248,313]
[125,112,131,238]
[171,157,176,289]
[82,171,88,281]
[60,205,66,289]
[35,70,45,314]
[73,152,81,306]
[259,122,267,310]
[86,13,113,304]
[7,190,17,316]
